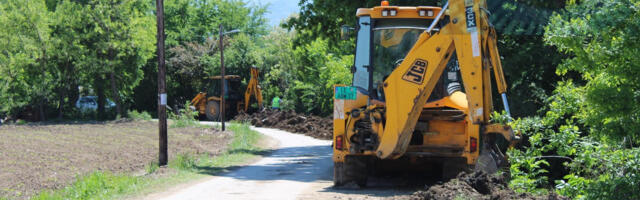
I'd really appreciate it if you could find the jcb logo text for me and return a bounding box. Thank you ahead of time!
[402,59,428,85]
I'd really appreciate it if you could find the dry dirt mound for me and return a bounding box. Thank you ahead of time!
[235,110,332,140]
[411,171,567,200]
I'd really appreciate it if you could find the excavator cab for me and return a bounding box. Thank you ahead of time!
[206,76,243,102]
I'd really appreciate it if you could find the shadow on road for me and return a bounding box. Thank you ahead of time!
[314,173,439,198]
[190,143,440,198]
[193,145,333,183]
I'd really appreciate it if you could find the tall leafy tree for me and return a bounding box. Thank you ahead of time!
[138,0,267,110]
[48,0,91,119]
[81,0,156,118]
[284,0,439,49]
[545,0,640,142]
[487,0,568,117]
[0,0,52,120]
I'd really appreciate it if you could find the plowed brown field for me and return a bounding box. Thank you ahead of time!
[0,120,232,200]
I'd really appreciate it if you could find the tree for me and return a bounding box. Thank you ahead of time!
[284,0,439,50]
[0,0,52,120]
[47,0,91,119]
[256,28,298,101]
[136,0,268,111]
[487,0,568,117]
[545,0,640,142]
[254,28,352,115]
[81,0,156,118]
[164,0,267,47]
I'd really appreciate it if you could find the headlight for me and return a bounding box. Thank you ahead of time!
[419,9,435,17]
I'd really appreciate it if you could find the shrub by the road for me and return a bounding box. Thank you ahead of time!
[507,82,640,199]
[169,102,202,128]
[128,110,152,121]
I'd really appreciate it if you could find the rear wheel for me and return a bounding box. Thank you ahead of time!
[205,100,220,121]
[333,162,346,186]
[333,156,369,187]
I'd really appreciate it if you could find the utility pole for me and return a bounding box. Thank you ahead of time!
[219,24,226,131]
[156,0,168,166]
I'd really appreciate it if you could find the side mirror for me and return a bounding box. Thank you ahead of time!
[340,25,355,40]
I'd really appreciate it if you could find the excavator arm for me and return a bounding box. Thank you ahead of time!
[191,92,208,115]
[376,0,513,159]
[243,66,263,112]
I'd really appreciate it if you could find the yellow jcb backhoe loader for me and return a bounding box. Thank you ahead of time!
[332,0,520,186]
[191,66,263,121]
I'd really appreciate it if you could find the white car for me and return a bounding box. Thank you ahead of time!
[76,96,116,111]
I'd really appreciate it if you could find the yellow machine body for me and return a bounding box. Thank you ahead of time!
[190,67,263,120]
[332,0,519,186]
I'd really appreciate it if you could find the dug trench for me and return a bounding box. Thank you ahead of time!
[234,110,567,199]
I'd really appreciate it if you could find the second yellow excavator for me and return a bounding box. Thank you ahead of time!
[191,66,263,121]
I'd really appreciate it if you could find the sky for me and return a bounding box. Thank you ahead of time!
[250,0,301,27]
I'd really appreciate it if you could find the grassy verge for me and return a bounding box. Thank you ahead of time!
[31,122,265,200]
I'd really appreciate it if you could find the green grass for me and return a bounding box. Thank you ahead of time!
[168,102,209,128]
[145,161,159,174]
[127,110,152,121]
[169,116,208,128]
[30,123,264,200]
[32,172,143,200]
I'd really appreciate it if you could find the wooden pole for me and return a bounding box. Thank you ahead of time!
[156,0,168,166]
[219,24,226,131]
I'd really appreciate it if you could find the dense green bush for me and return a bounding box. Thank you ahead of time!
[169,102,202,128]
[557,145,640,199]
[545,0,640,143]
[507,1,640,198]
[508,82,640,199]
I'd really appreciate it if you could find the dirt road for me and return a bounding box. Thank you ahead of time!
[153,127,416,200]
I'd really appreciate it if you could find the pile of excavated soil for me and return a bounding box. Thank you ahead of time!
[235,110,332,140]
[410,171,567,200]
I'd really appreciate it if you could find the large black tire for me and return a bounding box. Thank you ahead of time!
[333,156,369,187]
[205,100,220,121]
[333,162,347,186]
